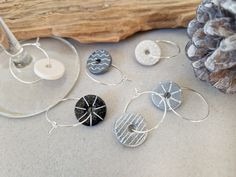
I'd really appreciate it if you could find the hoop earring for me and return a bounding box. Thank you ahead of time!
[46,95,107,134]
[151,80,210,123]
[9,37,65,84]
[135,40,181,66]
[86,49,131,86]
[113,88,167,148]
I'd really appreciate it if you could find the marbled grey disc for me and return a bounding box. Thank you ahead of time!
[114,113,148,148]
[87,49,112,75]
[75,95,107,126]
[151,81,182,111]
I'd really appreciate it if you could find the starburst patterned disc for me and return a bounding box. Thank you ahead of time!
[75,95,107,126]
[151,81,182,111]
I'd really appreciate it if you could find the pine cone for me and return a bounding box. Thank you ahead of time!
[186,0,236,94]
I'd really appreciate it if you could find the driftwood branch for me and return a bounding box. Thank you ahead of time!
[0,0,200,43]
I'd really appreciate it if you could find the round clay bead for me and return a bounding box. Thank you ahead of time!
[152,81,182,111]
[75,95,107,126]
[87,49,112,75]
[34,59,65,80]
[135,40,161,66]
[114,113,148,148]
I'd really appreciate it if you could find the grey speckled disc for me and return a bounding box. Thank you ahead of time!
[87,49,112,75]
[114,113,148,148]
[152,81,182,111]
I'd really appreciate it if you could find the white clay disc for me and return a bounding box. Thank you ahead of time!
[34,59,65,80]
[135,40,161,66]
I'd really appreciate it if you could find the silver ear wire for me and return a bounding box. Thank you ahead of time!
[152,81,210,122]
[124,89,167,134]
[155,40,181,59]
[86,64,131,86]
[166,86,210,123]
[45,97,91,134]
[135,40,181,66]
[9,37,51,84]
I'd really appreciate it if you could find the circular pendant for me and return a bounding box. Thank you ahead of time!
[87,49,112,75]
[34,59,65,80]
[152,81,182,111]
[114,113,148,148]
[135,40,161,66]
[75,95,107,126]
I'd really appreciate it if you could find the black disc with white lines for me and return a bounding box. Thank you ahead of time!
[75,95,107,126]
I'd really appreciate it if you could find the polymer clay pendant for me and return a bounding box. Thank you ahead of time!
[9,37,66,84]
[45,95,107,134]
[135,40,161,66]
[152,81,182,111]
[87,49,112,75]
[114,113,148,147]
[86,49,130,86]
[34,59,65,80]
[75,95,107,126]
[135,40,181,66]
[113,88,167,148]
[151,80,210,123]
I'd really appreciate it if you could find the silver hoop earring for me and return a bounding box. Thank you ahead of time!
[135,40,181,66]
[86,49,131,86]
[151,80,210,123]
[46,95,107,134]
[113,88,167,148]
[9,37,65,84]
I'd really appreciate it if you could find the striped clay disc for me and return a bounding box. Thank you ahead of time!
[114,113,148,148]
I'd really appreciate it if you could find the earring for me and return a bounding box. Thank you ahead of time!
[135,40,181,66]
[113,88,167,148]
[86,49,131,86]
[151,80,210,123]
[9,37,65,84]
[46,94,107,134]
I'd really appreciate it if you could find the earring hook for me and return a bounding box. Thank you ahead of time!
[45,97,92,134]
[86,64,131,86]
[166,86,210,123]
[124,89,167,134]
[155,40,181,59]
[9,37,52,84]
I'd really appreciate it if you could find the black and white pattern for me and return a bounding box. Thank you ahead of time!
[87,49,112,75]
[114,113,148,148]
[152,81,182,111]
[74,95,107,126]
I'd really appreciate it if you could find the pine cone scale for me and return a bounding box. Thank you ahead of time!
[186,0,236,94]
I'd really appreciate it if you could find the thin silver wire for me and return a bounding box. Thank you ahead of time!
[155,40,181,59]
[45,97,91,134]
[9,37,51,84]
[0,36,80,119]
[86,64,131,86]
[166,86,210,123]
[123,88,167,134]
[146,40,181,61]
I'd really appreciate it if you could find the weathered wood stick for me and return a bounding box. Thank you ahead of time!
[0,0,200,43]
